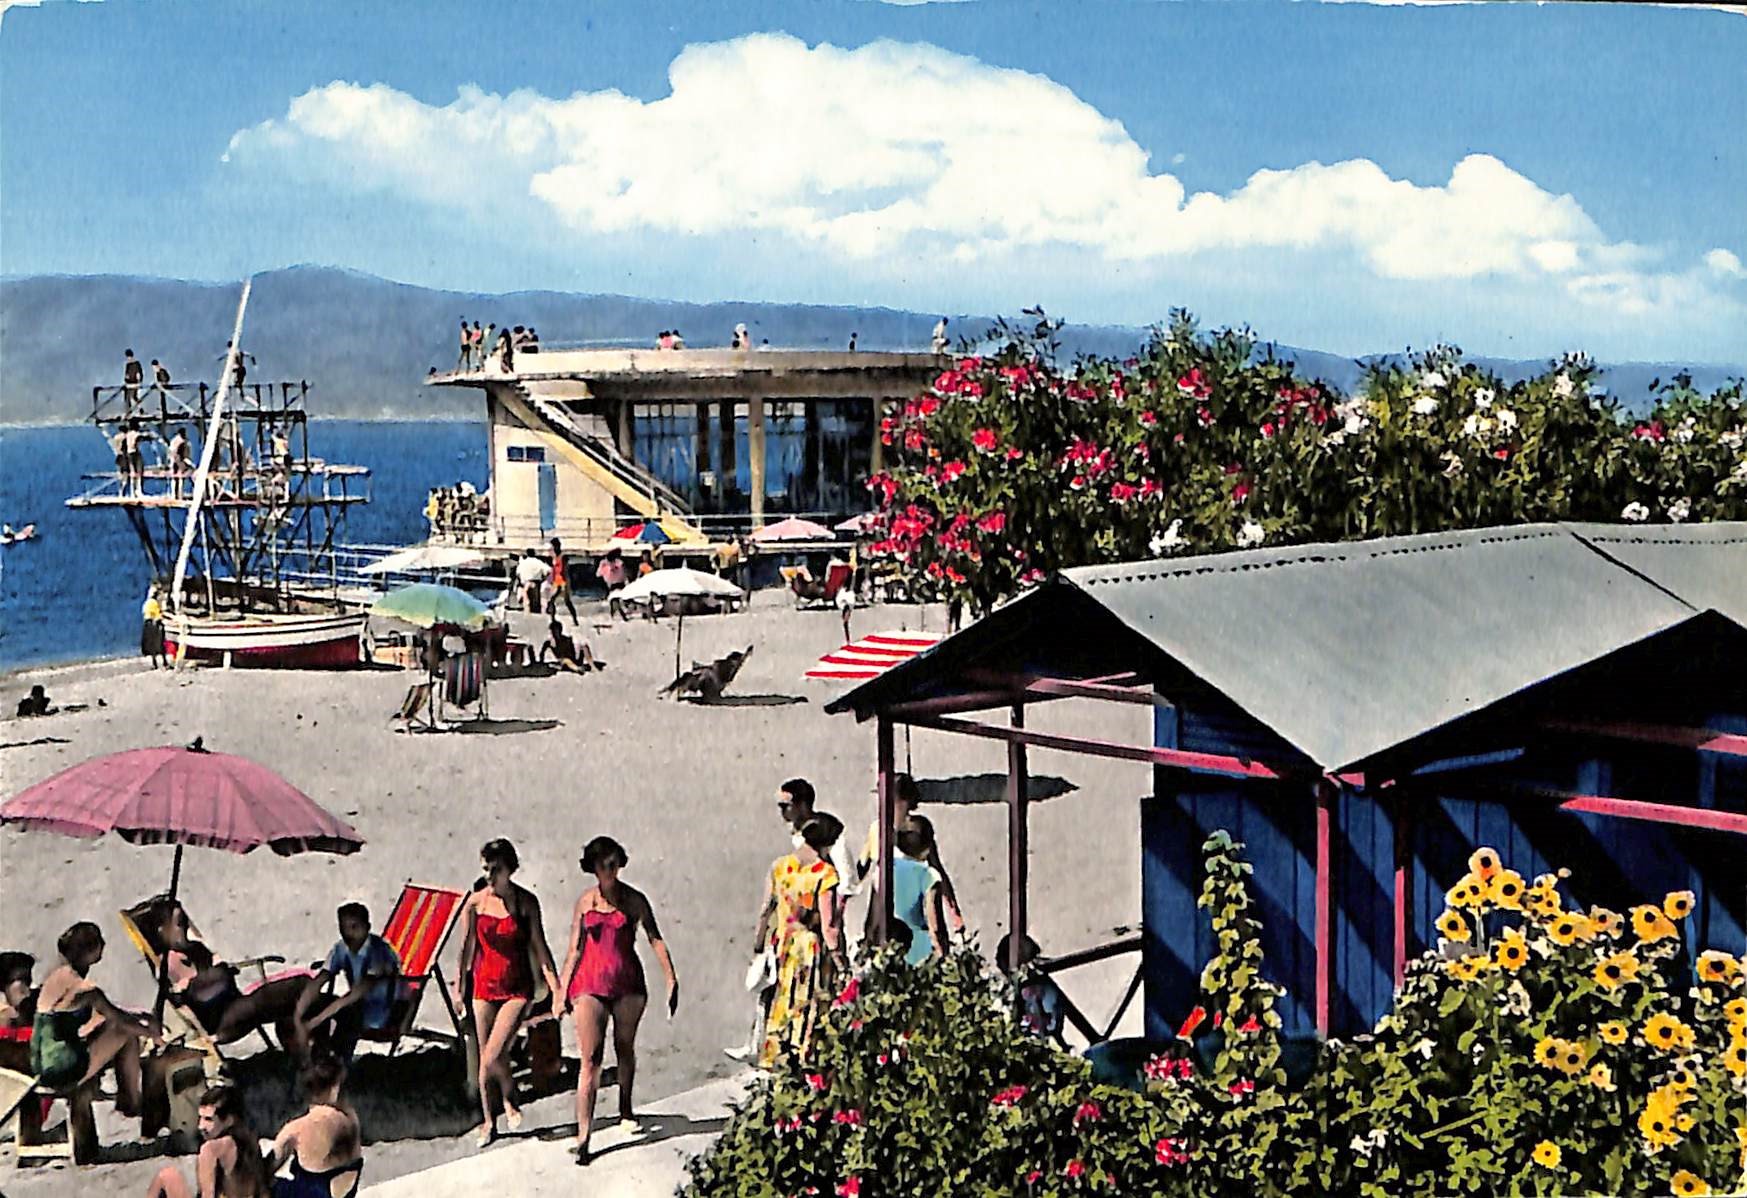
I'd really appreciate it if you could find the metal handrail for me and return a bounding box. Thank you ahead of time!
[1037,933,1145,1046]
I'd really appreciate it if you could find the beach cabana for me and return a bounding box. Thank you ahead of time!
[826,522,1747,1040]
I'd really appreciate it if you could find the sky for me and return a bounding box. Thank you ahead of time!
[2,0,1744,363]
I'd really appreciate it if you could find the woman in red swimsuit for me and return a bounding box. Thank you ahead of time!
[559,836,680,1167]
[453,838,562,1147]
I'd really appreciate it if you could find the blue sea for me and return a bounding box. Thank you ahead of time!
[0,421,489,672]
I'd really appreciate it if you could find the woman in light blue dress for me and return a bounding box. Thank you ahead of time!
[891,816,946,966]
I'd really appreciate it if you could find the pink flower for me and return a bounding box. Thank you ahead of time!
[1064,1159,1087,1181]
[1260,421,1276,439]
[1070,475,1086,491]
[1025,1170,1042,1184]
[941,460,966,484]
[877,1052,889,1065]
[991,1084,1028,1107]
[1005,446,1025,461]
[1632,421,1665,442]
[1197,405,1214,427]
[1109,482,1138,504]
[805,1073,828,1093]
[1139,409,1158,426]
[1072,1100,1102,1126]
[917,397,940,417]
[976,511,1007,534]
[1155,1136,1191,1166]
[1492,447,1511,460]
[1138,478,1162,501]
[833,1108,863,1126]
[1230,482,1250,506]
[834,978,861,1008]
[1238,1015,1260,1034]
[836,1178,862,1198]
[1177,368,1211,400]
[1228,1078,1256,1098]
[972,427,999,453]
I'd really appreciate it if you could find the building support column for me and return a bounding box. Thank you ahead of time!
[693,403,710,508]
[1007,703,1029,969]
[1392,793,1412,988]
[617,399,634,463]
[1314,779,1336,1036]
[717,399,736,499]
[748,395,768,529]
[870,397,886,477]
[875,716,897,944]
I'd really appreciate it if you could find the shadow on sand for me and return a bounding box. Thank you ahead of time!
[917,773,1077,806]
[691,693,808,708]
[0,734,73,750]
[452,717,564,735]
[585,1110,732,1158]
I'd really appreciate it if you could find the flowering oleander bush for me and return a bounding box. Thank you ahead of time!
[683,833,1745,1197]
[867,310,1747,616]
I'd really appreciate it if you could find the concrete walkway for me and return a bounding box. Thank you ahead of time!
[362,1073,751,1197]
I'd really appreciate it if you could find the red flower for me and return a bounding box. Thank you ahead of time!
[1492,447,1511,460]
[1228,1078,1256,1098]
[991,1084,1028,1107]
[1230,482,1250,505]
[833,1108,863,1126]
[1064,1160,1086,1181]
[945,567,966,584]
[1632,421,1665,442]
[1177,1005,1207,1040]
[1025,1170,1042,1184]
[1070,475,1086,491]
[1260,421,1276,439]
[976,511,1007,534]
[805,1073,828,1093]
[1238,1014,1260,1034]
[1072,1100,1102,1125]
[835,979,861,1006]
[1155,1136,1191,1166]
[1177,368,1211,399]
[836,1178,861,1198]
[1139,409,1158,426]
[1213,1010,1224,1029]
[972,427,999,453]
[1109,482,1138,504]
[1197,406,1214,427]
[1005,446,1025,461]
[903,430,926,452]
[941,460,966,484]
[958,356,985,371]
[1138,478,1161,501]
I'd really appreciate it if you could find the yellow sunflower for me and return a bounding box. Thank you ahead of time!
[1446,874,1488,911]
[1644,1013,1696,1054]
[1525,876,1564,917]
[1638,1093,1685,1149]
[1495,929,1529,972]
[1556,1040,1588,1076]
[1594,951,1640,990]
[1737,1124,1747,1171]
[1631,904,1678,944]
[1664,1064,1698,1092]
[1487,869,1525,911]
[1587,906,1624,937]
[1436,909,1470,943]
[1663,890,1696,920]
[1724,997,1747,1027]
[1724,1039,1747,1080]
[1697,950,1741,984]
[1548,912,1592,946]
[1534,1037,1563,1070]
[1587,1063,1616,1092]
[1670,1170,1711,1197]
[1531,1140,1561,1169]
[1467,846,1502,881]
[1445,955,1488,983]
[1599,1020,1628,1045]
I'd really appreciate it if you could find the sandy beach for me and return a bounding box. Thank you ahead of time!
[1,597,1145,1195]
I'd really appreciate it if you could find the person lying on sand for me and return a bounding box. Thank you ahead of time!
[264,1056,363,1198]
[15,685,55,718]
[539,620,601,673]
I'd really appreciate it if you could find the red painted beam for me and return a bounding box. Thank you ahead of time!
[1560,794,1747,836]
[902,714,1299,780]
[1543,718,1747,759]
[1391,796,1411,988]
[1007,705,1029,972]
[875,717,896,944]
[1022,677,1164,706]
[1314,781,1334,1037]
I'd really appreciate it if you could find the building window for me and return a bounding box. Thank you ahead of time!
[506,445,546,463]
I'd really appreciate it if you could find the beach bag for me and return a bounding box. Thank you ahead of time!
[744,948,777,992]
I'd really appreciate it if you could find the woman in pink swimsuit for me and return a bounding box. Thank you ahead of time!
[559,836,679,1167]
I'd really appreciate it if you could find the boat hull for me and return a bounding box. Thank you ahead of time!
[164,612,364,669]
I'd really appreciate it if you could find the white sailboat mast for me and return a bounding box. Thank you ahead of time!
[170,278,252,614]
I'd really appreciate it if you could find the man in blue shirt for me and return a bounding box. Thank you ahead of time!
[296,902,402,1063]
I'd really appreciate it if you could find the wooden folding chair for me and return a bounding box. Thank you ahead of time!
[0,1061,90,1166]
[361,882,467,1055]
[394,680,436,733]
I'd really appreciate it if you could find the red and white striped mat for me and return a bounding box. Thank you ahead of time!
[805,631,945,680]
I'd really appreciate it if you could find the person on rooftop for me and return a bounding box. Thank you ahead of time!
[166,427,193,498]
[848,331,858,352]
[123,349,144,412]
[151,359,172,391]
[932,316,949,354]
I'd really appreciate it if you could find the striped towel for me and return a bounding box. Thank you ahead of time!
[444,651,484,708]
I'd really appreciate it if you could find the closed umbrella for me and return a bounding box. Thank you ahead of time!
[615,567,745,679]
[1,739,364,1014]
[369,582,491,630]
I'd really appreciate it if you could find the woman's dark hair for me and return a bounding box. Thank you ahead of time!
[300,1054,346,1099]
[799,813,844,853]
[581,836,629,873]
[895,814,935,859]
[995,932,1043,974]
[480,838,519,873]
[0,951,33,989]
[893,773,921,806]
[57,921,103,965]
[199,1085,270,1190]
[781,778,816,809]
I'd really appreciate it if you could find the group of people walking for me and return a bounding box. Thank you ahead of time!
[456,319,539,373]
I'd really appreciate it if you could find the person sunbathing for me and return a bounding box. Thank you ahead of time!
[539,620,600,673]
[144,1084,272,1198]
[265,1056,363,1198]
[152,899,311,1059]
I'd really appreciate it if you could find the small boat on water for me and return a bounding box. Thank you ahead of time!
[0,523,37,545]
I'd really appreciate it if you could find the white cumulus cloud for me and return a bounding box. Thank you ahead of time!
[223,33,1742,346]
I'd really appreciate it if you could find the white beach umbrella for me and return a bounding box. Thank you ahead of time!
[751,516,834,542]
[361,544,488,575]
[616,567,745,680]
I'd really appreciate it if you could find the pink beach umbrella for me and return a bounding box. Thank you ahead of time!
[1,739,364,1012]
[750,516,834,543]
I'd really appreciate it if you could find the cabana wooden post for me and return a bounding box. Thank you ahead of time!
[833,522,1747,1048]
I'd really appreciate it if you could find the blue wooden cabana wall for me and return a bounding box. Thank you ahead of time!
[1142,702,1747,1041]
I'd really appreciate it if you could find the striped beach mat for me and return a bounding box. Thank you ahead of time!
[443,651,485,708]
[805,631,945,681]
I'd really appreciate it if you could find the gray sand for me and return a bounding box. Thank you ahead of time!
[1,599,1143,1193]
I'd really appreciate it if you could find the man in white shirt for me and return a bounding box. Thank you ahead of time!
[514,547,551,613]
[931,317,949,354]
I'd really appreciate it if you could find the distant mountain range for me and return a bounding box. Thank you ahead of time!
[1,266,1739,424]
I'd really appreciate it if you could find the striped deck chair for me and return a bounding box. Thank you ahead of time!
[440,652,487,721]
[366,883,467,1053]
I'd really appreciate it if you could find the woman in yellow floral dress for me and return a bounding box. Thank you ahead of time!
[758,814,847,1067]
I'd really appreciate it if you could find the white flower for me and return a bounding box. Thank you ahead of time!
[1720,429,1743,450]
[1673,416,1697,444]
[1410,396,1439,417]
[1622,502,1650,522]
[1440,452,1464,478]
[1667,498,1691,523]
[1735,459,1747,480]
[1419,370,1447,391]
[1495,408,1518,432]
[1552,372,1575,399]
[1149,519,1185,556]
[1321,429,1348,450]
[1343,412,1369,435]
[1502,980,1533,1017]
[1237,520,1266,548]
[1472,387,1495,410]
[1412,1037,1435,1060]
[1335,397,1371,436]
[1349,1135,1371,1158]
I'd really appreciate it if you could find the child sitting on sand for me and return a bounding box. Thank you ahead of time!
[539,620,601,674]
[265,1056,363,1198]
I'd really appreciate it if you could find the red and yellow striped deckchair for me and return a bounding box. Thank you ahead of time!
[373,882,467,1051]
